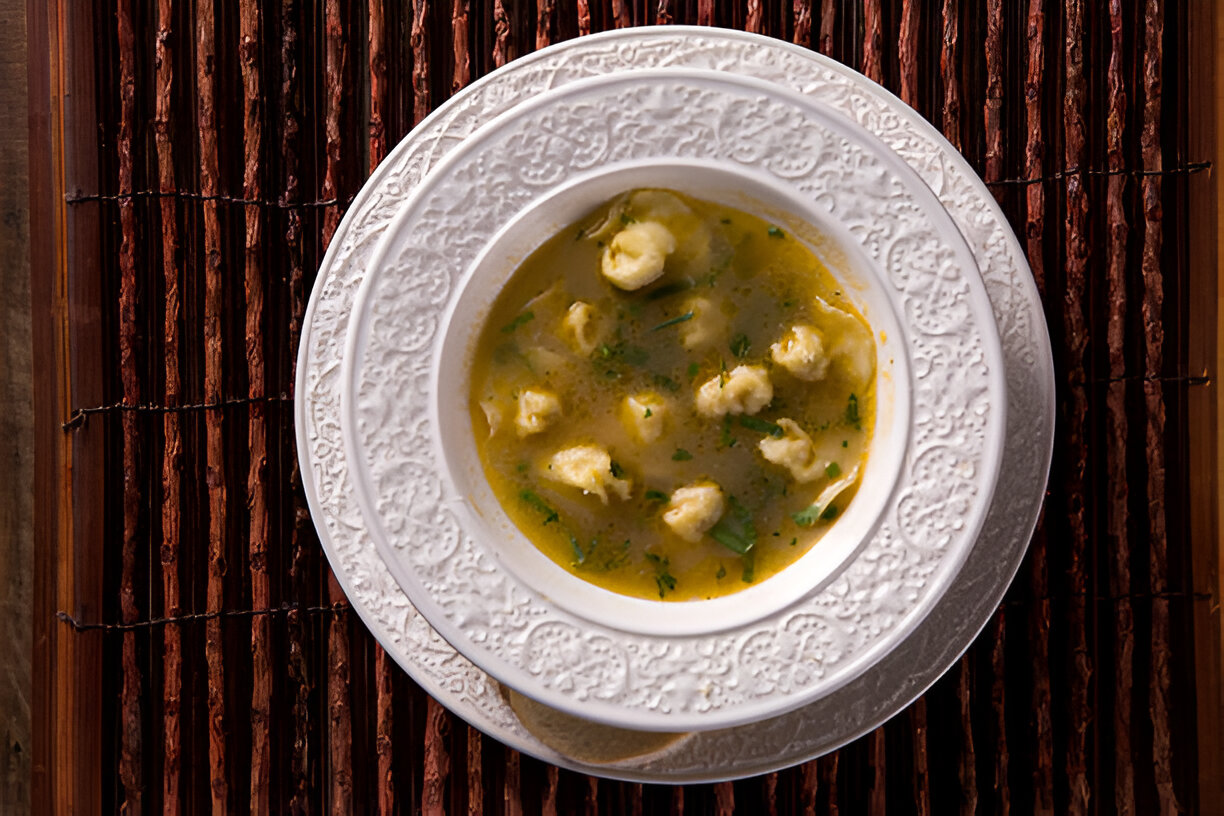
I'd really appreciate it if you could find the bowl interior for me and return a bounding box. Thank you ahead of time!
[431,159,911,637]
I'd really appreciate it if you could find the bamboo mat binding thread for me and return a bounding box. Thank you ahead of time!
[50,0,1211,813]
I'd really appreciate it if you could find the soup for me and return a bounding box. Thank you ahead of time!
[469,189,876,601]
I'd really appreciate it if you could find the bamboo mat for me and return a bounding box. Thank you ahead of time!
[28,0,1220,814]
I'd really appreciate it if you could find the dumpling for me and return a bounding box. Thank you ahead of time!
[560,300,605,356]
[515,388,562,437]
[811,296,874,387]
[621,392,667,444]
[757,418,841,484]
[770,324,830,381]
[478,397,502,438]
[601,222,676,291]
[694,365,773,418]
[544,444,632,504]
[679,296,722,351]
[663,482,725,543]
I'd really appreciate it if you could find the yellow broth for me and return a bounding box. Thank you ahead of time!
[468,190,876,601]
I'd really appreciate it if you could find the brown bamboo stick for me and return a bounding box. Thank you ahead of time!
[941,0,961,151]
[656,0,673,26]
[762,772,778,816]
[984,0,1003,191]
[1104,2,1133,814]
[423,697,450,816]
[1024,0,1046,296]
[494,0,513,67]
[154,0,183,810]
[542,766,559,816]
[898,0,918,108]
[671,785,684,814]
[584,776,598,815]
[196,0,229,808]
[822,753,840,815]
[911,698,931,816]
[536,0,553,49]
[280,0,313,810]
[818,0,834,56]
[868,726,885,813]
[746,0,762,33]
[578,0,591,35]
[504,749,522,816]
[413,0,431,122]
[792,0,811,47]
[1063,0,1092,812]
[466,726,482,814]
[957,656,978,815]
[450,0,469,96]
[800,759,819,815]
[714,781,734,815]
[627,782,643,816]
[862,0,882,83]
[990,611,1009,816]
[1141,1,1176,812]
[238,4,271,814]
[116,0,142,811]
[697,0,713,27]
[612,0,631,29]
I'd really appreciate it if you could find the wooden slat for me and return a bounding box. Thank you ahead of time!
[862,0,881,83]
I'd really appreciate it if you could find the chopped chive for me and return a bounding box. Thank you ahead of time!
[730,333,751,359]
[500,310,534,334]
[767,226,784,238]
[709,496,756,555]
[671,448,693,461]
[645,489,669,503]
[739,415,784,437]
[826,462,842,479]
[789,537,798,546]
[719,415,736,449]
[687,362,700,380]
[643,407,653,418]
[716,564,727,579]
[842,440,849,448]
[846,393,860,424]
[650,311,695,332]
[520,490,559,525]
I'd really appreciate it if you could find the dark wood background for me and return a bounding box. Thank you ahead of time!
[27,0,1222,814]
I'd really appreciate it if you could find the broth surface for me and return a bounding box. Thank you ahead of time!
[469,190,876,601]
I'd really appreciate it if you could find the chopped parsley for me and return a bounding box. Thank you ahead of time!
[709,495,756,555]
[578,538,632,572]
[645,552,677,598]
[789,537,798,547]
[730,333,751,359]
[643,407,653,418]
[767,225,785,238]
[846,393,860,425]
[519,490,559,525]
[842,439,849,448]
[650,311,695,332]
[620,212,636,225]
[822,505,839,520]
[739,415,784,437]
[645,489,669,503]
[826,462,842,479]
[671,448,693,461]
[791,504,823,527]
[500,310,534,334]
[716,564,727,579]
[609,460,626,479]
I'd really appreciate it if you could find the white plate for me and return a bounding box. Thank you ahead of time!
[298,27,1053,781]
[340,67,1006,733]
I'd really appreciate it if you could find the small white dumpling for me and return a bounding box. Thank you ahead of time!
[601,221,676,290]
[515,388,562,437]
[560,301,604,357]
[812,296,875,387]
[478,398,502,438]
[663,482,725,543]
[621,392,666,444]
[694,365,773,418]
[757,418,836,484]
[545,444,632,504]
[679,296,722,351]
[770,324,830,381]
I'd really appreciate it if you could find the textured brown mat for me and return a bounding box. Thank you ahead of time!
[28,1,1219,813]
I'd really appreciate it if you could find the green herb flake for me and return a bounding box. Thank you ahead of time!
[500,310,535,334]
[791,504,822,528]
[709,496,756,555]
[687,362,701,381]
[782,299,796,308]
[671,448,693,461]
[789,537,798,546]
[716,564,727,579]
[620,212,636,225]
[609,460,626,479]
[842,440,849,448]
[643,407,653,418]
[846,393,860,425]
[767,226,785,238]
[741,549,756,583]
[520,490,559,525]
[653,374,681,393]
[826,462,842,479]
[739,415,784,437]
[718,415,736,449]
[515,462,529,473]
[598,343,613,359]
[719,217,732,225]
[645,489,669,503]
[650,311,695,332]
[822,505,839,521]
[730,333,751,359]
[645,552,677,598]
